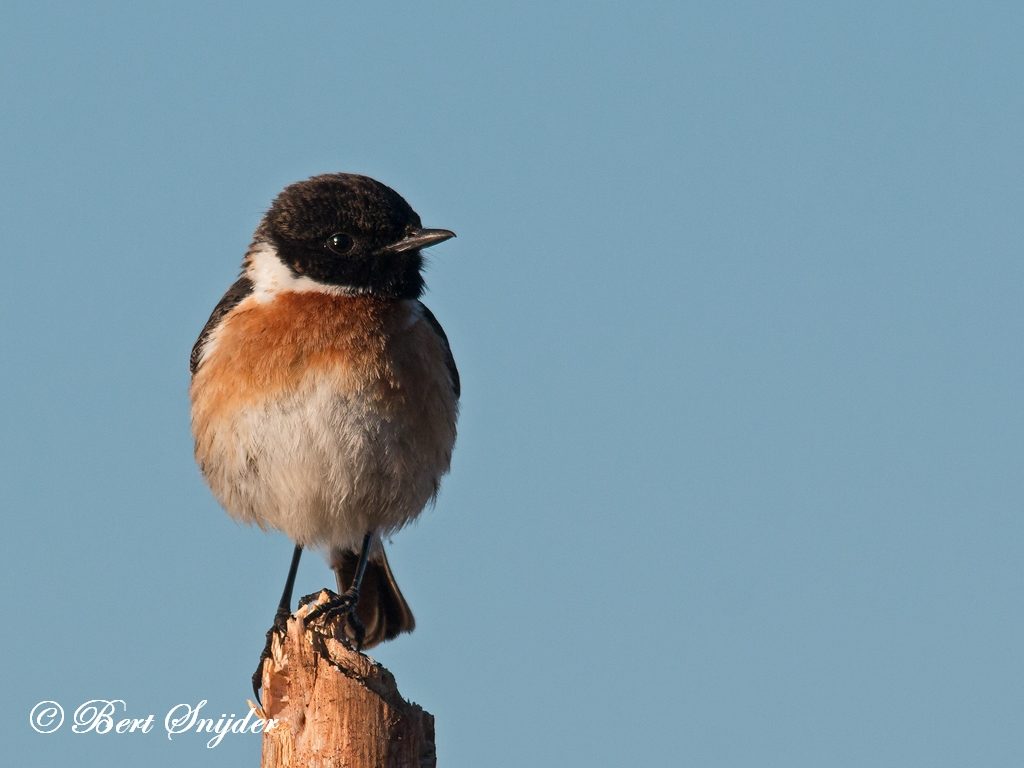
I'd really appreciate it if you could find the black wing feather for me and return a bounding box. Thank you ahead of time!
[189,276,254,375]
[417,301,460,399]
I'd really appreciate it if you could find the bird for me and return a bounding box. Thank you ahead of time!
[188,173,459,698]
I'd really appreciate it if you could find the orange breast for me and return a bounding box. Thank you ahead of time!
[190,293,415,427]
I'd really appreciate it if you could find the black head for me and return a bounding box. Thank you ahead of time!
[256,173,454,299]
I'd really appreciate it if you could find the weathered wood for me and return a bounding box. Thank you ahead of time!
[259,590,436,768]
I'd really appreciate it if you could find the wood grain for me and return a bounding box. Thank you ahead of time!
[260,591,436,768]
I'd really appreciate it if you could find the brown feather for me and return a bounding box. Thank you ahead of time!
[333,547,415,648]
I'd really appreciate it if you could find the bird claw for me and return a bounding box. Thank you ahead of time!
[302,589,366,651]
[251,605,291,703]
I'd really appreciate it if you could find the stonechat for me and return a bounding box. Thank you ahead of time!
[189,173,459,697]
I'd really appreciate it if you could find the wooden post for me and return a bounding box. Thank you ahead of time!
[259,590,436,768]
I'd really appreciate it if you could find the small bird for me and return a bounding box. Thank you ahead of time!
[189,173,459,697]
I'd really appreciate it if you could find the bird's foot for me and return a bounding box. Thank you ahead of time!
[301,588,366,651]
[251,605,291,703]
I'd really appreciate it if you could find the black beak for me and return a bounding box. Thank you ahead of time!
[384,228,456,254]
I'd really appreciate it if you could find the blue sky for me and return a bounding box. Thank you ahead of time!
[3,2,1023,766]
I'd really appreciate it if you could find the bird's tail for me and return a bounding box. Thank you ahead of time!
[332,546,415,649]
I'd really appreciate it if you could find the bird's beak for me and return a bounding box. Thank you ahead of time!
[384,228,456,254]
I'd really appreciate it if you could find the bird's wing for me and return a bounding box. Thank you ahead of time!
[189,275,254,375]
[417,301,460,399]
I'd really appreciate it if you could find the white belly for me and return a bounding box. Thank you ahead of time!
[202,374,455,551]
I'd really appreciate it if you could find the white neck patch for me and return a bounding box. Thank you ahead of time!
[244,241,368,301]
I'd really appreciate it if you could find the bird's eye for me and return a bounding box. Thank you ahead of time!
[326,233,354,254]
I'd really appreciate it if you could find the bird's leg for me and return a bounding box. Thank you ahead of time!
[303,532,373,649]
[252,544,303,701]
[332,563,368,651]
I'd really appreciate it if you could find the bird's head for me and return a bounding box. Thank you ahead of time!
[251,173,454,299]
